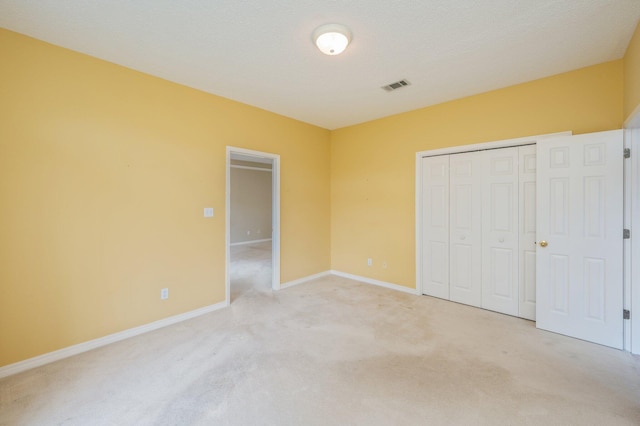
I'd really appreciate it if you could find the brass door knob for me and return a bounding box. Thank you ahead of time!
[539,240,548,247]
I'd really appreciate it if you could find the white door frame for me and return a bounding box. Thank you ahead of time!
[226,146,281,305]
[624,106,640,354]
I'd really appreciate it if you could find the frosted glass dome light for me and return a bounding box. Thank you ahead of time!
[313,24,352,56]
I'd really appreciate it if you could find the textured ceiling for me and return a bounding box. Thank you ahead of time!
[1,1,639,130]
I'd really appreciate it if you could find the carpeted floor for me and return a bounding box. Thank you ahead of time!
[1,241,639,425]
[230,240,274,302]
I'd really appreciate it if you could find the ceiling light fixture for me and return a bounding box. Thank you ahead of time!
[313,23,352,56]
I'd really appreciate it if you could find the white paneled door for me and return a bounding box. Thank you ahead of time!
[536,130,624,349]
[449,152,482,307]
[481,148,519,315]
[421,156,450,300]
[519,145,537,320]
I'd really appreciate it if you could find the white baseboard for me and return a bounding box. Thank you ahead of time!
[230,238,272,247]
[280,270,331,289]
[330,270,419,295]
[1,272,416,378]
[0,301,227,379]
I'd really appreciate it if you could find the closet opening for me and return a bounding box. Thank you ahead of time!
[416,130,627,350]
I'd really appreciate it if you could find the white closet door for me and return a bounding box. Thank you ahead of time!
[481,148,519,315]
[519,145,537,320]
[421,156,450,299]
[536,130,623,349]
[449,152,482,307]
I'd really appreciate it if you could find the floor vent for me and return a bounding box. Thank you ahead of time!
[382,79,410,92]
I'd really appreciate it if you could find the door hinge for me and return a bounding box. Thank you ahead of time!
[624,148,630,159]
[623,309,630,320]
[623,229,630,239]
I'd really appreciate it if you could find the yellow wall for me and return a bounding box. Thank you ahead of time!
[331,60,623,289]
[0,23,631,368]
[624,20,640,121]
[0,29,331,367]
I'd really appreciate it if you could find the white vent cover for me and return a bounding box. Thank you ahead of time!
[381,79,411,92]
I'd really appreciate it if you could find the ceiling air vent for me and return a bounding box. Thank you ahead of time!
[382,79,411,92]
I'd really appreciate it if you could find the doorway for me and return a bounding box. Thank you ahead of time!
[226,147,280,305]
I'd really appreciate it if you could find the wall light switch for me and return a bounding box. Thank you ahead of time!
[204,207,214,218]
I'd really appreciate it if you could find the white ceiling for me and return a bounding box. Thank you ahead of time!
[1,1,639,130]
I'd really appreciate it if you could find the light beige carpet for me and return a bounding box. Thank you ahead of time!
[1,242,639,425]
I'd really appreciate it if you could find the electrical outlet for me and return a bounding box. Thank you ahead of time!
[161,288,169,300]
[367,258,372,266]
[382,261,388,269]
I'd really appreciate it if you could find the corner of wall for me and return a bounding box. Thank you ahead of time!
[624,20,640,122]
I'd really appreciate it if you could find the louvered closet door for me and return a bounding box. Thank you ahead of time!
[421,156,450,299]
[481,148,519,315]
[449,152,482,307]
